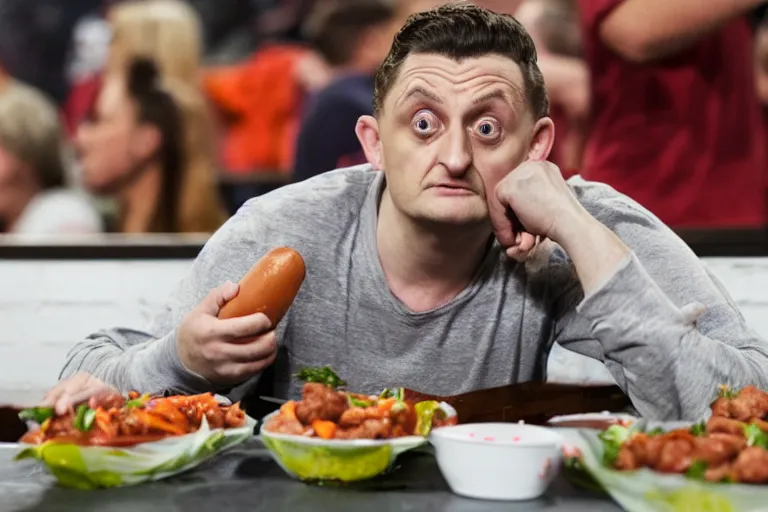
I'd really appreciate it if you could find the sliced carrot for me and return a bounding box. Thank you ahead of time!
[94,409,117,438]
[131,409,186,436]
[311,420,337,440]
[377,398,397,412]
[280,400,297,421]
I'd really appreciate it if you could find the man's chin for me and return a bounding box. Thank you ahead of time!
[413,205,489,228]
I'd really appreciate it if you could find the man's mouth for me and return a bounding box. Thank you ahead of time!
[430,183,475,195]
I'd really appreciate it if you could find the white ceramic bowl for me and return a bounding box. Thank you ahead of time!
[430,423,564,501]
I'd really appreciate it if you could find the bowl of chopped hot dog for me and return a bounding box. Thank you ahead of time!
[557,385,768,512]
[259,367,457,483]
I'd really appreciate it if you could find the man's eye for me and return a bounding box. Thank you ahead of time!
[474,119,501,139]
[412,111,438,136]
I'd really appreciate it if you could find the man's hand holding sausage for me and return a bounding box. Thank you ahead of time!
[176,281,277,386]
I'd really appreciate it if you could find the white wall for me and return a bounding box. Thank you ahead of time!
[1,257,766,404]
[0,260,192,405]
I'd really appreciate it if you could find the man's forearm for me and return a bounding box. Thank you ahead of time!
[572,254,768,419]
[554,212,630,295]
[61,329,214,395]
[600,0,764,63]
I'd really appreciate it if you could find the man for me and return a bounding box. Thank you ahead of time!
[576,0,768,229]
[292,0,398,182]
[50,4,768,421]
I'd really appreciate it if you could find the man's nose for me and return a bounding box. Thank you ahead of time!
[438,125,472,176]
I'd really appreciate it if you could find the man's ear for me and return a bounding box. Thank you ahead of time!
[355,115,385,170]
[527,116,555,162]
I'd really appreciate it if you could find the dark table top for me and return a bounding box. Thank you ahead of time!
[0,227,766,260]
[0,440,623,512]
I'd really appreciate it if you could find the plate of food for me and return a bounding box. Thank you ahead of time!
[547,411,639,429]
[558,385,768,512]
[15,392,256,489]
[259,366,457,483]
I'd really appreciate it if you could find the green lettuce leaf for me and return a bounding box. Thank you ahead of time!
[598,425,634,466]
[18,407,54,424]
[295,366,346,389]
[742,423,768,449]
[414,401,444,437]
[125,394,151,409]
[379,388,404,401]
[15,415,256,489]
[689,422,707,436]
[685,460,708,480]
[346,394,373,408]
[559,426,768,512]
[717,385,738,399]
[74,405,96,432]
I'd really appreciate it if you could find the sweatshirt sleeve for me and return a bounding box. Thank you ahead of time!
[59,328,212,396]
[556,250,768,420]
[59,200,266,399]
[551,179,768,420]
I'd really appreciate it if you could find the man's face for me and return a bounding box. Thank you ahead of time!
[363,53,546,228]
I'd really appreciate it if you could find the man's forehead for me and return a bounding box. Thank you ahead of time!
[393,53,525,94]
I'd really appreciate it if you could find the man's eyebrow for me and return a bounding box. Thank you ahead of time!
[397,85,444,105]
[472,89,515,105]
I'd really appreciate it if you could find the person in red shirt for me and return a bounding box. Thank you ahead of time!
[577,0,768,228]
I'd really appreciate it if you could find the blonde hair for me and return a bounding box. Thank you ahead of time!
[108,1,225,233]
[0,80,68,189]
[162,78,228,233]
[108,0,202,84]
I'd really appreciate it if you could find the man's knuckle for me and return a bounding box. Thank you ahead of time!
[200,323,219,341]
[202,345,222,363]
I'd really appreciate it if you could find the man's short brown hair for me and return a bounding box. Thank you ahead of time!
[373,3,549,119]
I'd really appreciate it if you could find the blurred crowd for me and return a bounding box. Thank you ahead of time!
[0,0,767,236]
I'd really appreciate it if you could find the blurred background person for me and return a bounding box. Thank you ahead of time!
[756,12,768,107]
[576,0,768,229]
[250,0,321,44]
[186,0,254,65]
[63,0,113,137]
[76,59,226,233]
[0,78,102,234]
[514,0,588,176]
[62,0,229,233]
[203,22,331,212]
[108,0,202,81]
[0,0,100,105]
[65,0,205,136]
[292,0,397,182]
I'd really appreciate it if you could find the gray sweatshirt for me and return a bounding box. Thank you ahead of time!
[61,166,768,420]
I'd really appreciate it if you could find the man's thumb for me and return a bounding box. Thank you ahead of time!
[200,281,239,315]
